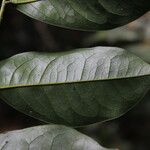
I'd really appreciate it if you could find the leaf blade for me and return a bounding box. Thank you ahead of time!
[0,125,112,150]
[17,0,150,30]
[0,47,150,126]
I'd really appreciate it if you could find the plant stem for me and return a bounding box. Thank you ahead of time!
[0,0,6,23]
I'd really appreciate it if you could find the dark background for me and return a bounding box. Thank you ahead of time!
[0,3,150,150]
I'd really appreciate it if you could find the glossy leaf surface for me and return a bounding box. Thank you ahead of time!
[0,125,111,150]
[17,0,150,31]
[0,47,150,126]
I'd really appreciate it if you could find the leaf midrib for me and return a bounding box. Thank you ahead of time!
[0,73,149,90]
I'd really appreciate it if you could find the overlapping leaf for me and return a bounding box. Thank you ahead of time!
[0,47,150,126]
[0,125,112,150]
[17,0,150,30]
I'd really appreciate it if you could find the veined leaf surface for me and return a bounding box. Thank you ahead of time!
[0,47,150,126]
[0,125,111,150]
[17,0,150,31]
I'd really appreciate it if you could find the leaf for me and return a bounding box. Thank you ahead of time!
[17,0,149,31]
[0,125,112,150]
[0,47,150,126]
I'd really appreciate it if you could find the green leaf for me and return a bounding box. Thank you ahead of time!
[0,47,150,126]
[0,125,112,150]
[17,0,149,31]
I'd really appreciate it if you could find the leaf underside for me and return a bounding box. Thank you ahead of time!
[0,47,150,126]
[17,0,150,31]
[0,125,112,150]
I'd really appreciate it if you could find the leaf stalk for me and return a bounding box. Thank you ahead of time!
[0,0,9,23]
